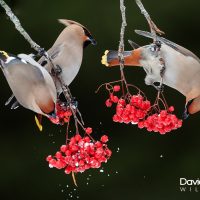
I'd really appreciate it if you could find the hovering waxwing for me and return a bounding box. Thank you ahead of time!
[0,51,57,118]
[101,30,200,117]
[38,19,97,96]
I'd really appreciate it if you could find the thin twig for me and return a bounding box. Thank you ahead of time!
[0,0,42,52]
[135,0,164,42]
[118,0,129,95]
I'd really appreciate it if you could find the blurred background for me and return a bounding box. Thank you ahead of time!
[1,0,200,199]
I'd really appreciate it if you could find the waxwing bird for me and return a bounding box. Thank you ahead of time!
[0,51,57,118]
[38,19,96,96]
[101,31,200,116]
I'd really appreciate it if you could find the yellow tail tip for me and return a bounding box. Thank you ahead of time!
[101,50,109,67]
[0,50,9,58]
[35,115,43,132]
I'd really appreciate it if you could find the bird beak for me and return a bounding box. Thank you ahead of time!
[88,36,97,45]
[83,35,97,48]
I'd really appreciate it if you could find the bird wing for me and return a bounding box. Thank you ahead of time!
[135,30,200,63]
[38,43,64,67]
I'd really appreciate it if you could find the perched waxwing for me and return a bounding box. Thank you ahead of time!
[0,51,57,118]
[38,19,96,96]
[101,31,200,117]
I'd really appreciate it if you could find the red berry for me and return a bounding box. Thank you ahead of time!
[105,99,112,107]
[101,135,109,143]
[75,134,82,141]
[168,106,174,112]
[46,155,53,162]
[60,145,67,152]
[85,127,93,135]
[113,85,121,92]
[110,93,119,103]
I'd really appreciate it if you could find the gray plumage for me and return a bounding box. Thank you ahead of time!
[134,30,200,114]
[0,52,57,117]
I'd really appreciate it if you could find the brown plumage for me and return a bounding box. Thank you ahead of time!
[38,19,96,96]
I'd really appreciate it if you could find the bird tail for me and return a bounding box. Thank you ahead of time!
[101,49,141,67]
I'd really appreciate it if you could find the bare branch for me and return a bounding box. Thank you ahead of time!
[118,0,129,95]
[135,0,164,42]
[0,0,42,52]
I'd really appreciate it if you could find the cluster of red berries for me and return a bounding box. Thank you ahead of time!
[104,85,182,134]
[49,102,72,125]
[138,106,183,134]
[112,95,151,124]
[46,132,112,174]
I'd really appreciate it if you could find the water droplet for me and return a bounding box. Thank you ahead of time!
[108,174,110,177]
[66,185,69,188]
[115,171,118,174]
[160,155,163,158]
[100,169,104,173]
[61,189,64,192]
